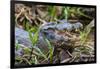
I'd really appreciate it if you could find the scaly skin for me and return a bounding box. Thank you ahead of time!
[15,21,83,57]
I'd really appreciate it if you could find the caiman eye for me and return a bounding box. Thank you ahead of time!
[43,30,55,40]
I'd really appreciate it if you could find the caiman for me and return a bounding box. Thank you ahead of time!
[15,20,83,58]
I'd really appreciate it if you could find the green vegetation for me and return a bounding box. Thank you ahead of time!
[15,4,95,65]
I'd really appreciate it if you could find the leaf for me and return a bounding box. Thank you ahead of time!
[29,31,39,47]
[80,20,93,45]
[48,6,56,22]
[30,56,38,64]
[45,38,54,63]
[34,56,38,64]
[29,27,38,33]
[15,43,20,51]
[25,21,39,47]
[64,7,68,19]
[23,47,31,54]
[15,56,22,61]
[33,46,48,60]
[77,8,92,19]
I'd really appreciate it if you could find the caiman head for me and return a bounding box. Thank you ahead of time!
[40,21,82,53]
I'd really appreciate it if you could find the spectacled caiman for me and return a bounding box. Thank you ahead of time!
[15,20,83,57]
